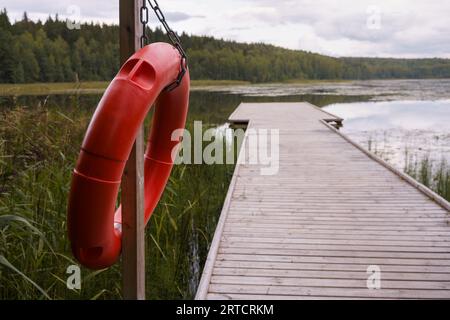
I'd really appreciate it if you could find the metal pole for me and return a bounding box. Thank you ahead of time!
[119,0,145,300]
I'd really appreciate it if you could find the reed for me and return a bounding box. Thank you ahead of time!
[0,99,235,299]
[405,156,450,202]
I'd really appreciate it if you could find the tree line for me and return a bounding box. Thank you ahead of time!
[1,9,450,84]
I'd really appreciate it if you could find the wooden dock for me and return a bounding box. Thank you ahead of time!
[196,102,450,300]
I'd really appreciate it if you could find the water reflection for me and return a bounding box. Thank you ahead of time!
[187,91,372,124]
[324,100,450,168]
[1,91,372,125]
[2,87,448,171]
[197,79,450,101]
[324,100,450,131]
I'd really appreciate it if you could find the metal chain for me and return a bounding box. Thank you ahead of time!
[139,0,188,91]
[139,0,149,48]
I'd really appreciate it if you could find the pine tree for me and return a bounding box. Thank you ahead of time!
[0,22,16,82]
[1,10,450,84]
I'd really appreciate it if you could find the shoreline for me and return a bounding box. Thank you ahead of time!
[2,78,447,97]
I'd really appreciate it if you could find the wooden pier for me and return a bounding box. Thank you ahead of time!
[196,102,450,300]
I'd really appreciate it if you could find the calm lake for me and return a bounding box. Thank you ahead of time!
[325,100,450,169]
[199,79,450,173]
[2,78,450,174]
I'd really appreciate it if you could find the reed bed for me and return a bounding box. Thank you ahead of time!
[0,97,235,299]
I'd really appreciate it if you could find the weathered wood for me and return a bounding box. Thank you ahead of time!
[220,236,450,247]
[210,275,450,290]
[196,102,450,300]
[219,241,450,253]
[217,247,450,260]
[214,260,450,273]
[120,0,145,300]
[223,230,447,239]
[216,253,450,266]
[206,293,369,300]
[212,268,450,281]
[207,284,450,299]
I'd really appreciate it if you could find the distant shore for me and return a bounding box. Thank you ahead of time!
[0,79,357,96]
[0,80,247,96]
[2,78,449,97]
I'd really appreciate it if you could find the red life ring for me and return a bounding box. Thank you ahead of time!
[67,42,190,270]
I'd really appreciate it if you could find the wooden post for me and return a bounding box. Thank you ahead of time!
[119,0,145,300]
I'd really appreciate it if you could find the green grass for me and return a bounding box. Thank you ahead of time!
[0,81,252,97]
[0,101,236,299]
[370,142,450,202]
[0,79,354,97]
[0,82,109,96]
[405,157,450,202]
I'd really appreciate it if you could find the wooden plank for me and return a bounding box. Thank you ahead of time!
[224,222,449,228]
[221,233,450,243]
[223,228,450,237]
[217,247,450,260]
[226,214,449,219]
[206,293,370,300]
[223,221,448,227]
[228,209,448,214]
[210,275,450,290]
[225,216,448,222]
[212,267,450,281]
[219,241,450,252]
[227,209,448,215]
[119,0,145,301]
[214,260,450,273]
[208,284,450,299]
[216,253,450,266]
[196,102,450,300]
[220,236,450,247]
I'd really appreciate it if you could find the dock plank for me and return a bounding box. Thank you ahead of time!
[196,102,450,300]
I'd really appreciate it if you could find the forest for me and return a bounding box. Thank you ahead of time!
[2,9,450,84]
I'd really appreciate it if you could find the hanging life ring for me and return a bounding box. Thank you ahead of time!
[67,42,190,270]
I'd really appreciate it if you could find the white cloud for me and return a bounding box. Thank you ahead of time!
[2,0,450,58]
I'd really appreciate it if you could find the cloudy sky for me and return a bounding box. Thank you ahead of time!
[3,0,450,58]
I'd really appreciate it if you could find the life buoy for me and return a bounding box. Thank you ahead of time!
[67,42,190,270]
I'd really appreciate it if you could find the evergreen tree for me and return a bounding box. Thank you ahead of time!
[15,32,40,81]
[1,10,450,83]
[0,11,16,83]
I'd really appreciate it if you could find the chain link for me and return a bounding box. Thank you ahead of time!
[139,0,188,91]
[139,0,149,48]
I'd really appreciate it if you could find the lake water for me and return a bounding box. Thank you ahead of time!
[198,79,450,173]
[324,100,450,169]
[2,78,450,177]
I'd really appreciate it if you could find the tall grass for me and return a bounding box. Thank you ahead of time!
[405,156,450,202]
[0,98,235,299]
[366,136,450,203]
[0,80,251,97]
